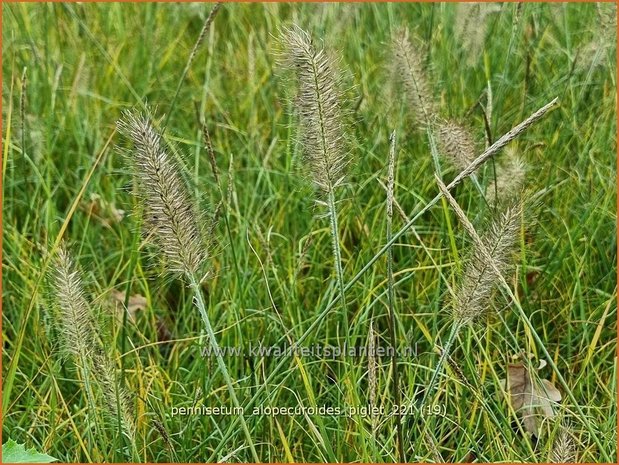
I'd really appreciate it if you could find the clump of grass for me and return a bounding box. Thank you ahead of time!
[118,110,259,462]
[5,2,615,461]
[420,177,522,407]
[49,244,136,444]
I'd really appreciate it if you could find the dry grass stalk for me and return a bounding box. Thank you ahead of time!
[385,129,405,461]
[448,98,558,187]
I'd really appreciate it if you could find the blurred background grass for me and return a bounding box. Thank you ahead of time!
[2,2,617,462]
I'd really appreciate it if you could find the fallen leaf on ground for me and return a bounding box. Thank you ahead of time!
[499,359,562,436]
[111,290,148,321]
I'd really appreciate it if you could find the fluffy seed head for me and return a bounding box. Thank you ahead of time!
[437,120,478,171]
[392,28,436,127]
[118,111,206,276]
[576,3,616,71]
[93,351,136,440]
[280,25,348,194]
[50,244,97,362]
[452,200,522,324]
[487,148,526,205]
[551,426,576,463]
[50,245,136,441]
[454,3,500,66]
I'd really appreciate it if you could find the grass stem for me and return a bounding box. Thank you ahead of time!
[188,274,260,463]
[385,130,405,461]
[327,189,349,336]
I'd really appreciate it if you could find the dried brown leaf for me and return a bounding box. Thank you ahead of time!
[111,290,148,321]
[499,361,562,436]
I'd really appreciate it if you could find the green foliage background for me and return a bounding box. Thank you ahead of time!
[2,2,617,462]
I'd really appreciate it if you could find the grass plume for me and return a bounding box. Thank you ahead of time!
[279,25,350,331]
[550,425,576,463]
[437,120,479,173]
[118,111,206,276]
[51,245,98,365]
[50,244,136,445]
[118,110,260,462]
[454,3,500,66]
[451,196,522,324]
[392,28,436,127]
[279,25,348,194]
[93,351,136,442]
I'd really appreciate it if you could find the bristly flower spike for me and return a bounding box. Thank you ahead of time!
[118,111,206,276]
[392,27,437,128]
[279,25,348,195]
